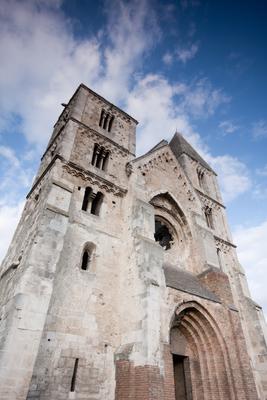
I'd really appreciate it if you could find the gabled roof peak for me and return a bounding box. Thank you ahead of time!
[169,132,214,173]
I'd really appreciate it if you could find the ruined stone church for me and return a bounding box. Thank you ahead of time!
[0,84,267,400]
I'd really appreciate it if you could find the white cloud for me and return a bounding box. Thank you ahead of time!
[256,164,267,176]
[252,119,267,139]
[0,0,158,148]
[234,221,267,318]
[0,0,254,265]
[126,74,250,203]
[0,201,24,262]
[163,52,173,65]
[176,43,199,63]
[0,145,20,168]
[207,155,251,202]
[219,120,239,134]
[179,78,230,118]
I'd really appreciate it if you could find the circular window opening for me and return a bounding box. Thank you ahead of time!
[154,218,174,250]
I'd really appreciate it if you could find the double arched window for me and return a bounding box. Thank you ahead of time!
[91,144,109,171]
[99,109,114,132]
[82,187,103,216]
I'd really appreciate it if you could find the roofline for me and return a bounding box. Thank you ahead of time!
[79,84,139,124]
[132,143,169,164]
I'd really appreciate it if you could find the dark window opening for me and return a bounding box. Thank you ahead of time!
[102,151,109,171]
[197,169,205,189]
[81,250,91,270]
[99,109,114,131]
[154,219,173,250]
[70,358,79,392]
[173,355,189,400]
[99,110,105,127]
[82,187,92,211]
[103,113,109,130]
[91,144,109,171]
[91,192,103,216]
[204,207,214,229]
[108,116,114,132]
[92,143,100,166]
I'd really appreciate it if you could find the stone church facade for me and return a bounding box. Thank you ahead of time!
[0,84,267,400]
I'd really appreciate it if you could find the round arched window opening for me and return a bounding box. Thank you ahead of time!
[154,217,174,250]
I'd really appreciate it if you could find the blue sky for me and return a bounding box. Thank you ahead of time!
[0,0,267,314]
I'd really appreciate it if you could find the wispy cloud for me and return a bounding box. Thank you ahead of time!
[252,119,267,139]
[234,220,267,318]
[0,0,254,264]
[163,52,173,65]
[256,164,267,176]
[219,120,239,134]
[176,43,199,64]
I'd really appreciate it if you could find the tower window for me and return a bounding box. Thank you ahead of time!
[81,187,104,216]
[82,187,92,211]
[99,110,105,127]
[70,358,79,392]
[108,116,114,132]
[91,143,110,171]
[197,169,205,189]
[81,250,91,270]
[204,206,214,229]
[91,192,103,216]
[99,109,114,132]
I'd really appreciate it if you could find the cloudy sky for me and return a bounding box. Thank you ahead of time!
[0,0,266,315]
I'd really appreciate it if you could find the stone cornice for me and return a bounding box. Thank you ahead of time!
[214,235,236,249]
[196,189,225,209]
[62,161,127,197]
[27,155,127,199]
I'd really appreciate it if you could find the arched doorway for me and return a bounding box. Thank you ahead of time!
[169,302,236,400]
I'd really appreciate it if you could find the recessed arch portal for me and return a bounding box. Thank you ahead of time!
[169,302,236,400]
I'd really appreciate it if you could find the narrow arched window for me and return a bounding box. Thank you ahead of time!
[204,206,214,229]
[197,169,205,189]
[92,144,100,166]
[108,116,114,132]
[82,187,92,211]
[103,113,109,130]
[99,110,105,127]
[81,250,90,270]
[91,192,103,216]
[102,151,109,171]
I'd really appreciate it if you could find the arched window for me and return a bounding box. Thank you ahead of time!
[80,243,95,271]
[81,250,91,270]
[204,206,214,229]
[99,109,115,132]
[81,188,104,216]
[108,116,114,132]
[99,110,105,127]
[82,187,92,211]
[91,192,103,216]
[103,113,109,130]
[197,168,205,189]
[91,144,109,171]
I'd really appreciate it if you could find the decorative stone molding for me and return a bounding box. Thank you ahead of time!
[215,236,234,253]
[198,191,222,211]
[63,163,127,197]
[75,122,130,157]
[125,162,133,177]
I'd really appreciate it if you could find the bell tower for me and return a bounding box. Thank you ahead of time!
[0,84,138,400]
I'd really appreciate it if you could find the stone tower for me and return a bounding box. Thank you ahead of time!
[0,84,266,400]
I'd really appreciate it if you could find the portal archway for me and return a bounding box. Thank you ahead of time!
[169,302,236,400]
